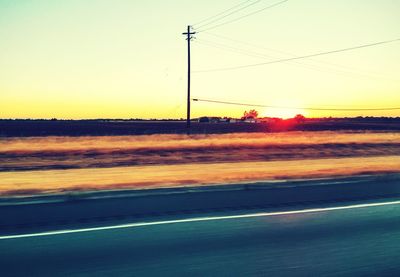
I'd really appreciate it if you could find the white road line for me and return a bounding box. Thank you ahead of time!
[1,200,400,240]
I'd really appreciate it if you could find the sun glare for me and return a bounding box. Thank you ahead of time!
[260,99,308,119]
[262,108,302,119]
[262,108,307,119]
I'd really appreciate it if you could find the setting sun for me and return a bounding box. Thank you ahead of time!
[260,99,307,118]
[262,107,307,119]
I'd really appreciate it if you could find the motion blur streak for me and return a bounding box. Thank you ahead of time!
[1,132,399,153]
[1,155,399,195]
[2,200,400,240]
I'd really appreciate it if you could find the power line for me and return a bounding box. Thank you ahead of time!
[194,38,368,78]
[203,31,292,55]
[202,31,400,81]
[192,98,400,111]
[193,37,400,83]
[194,38,400,73]
[194,38,276,60]
[196,0,289,33]
[192,0,256,26]
[194,0,261,30]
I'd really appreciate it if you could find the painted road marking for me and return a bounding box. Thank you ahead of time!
[1,200,400,240]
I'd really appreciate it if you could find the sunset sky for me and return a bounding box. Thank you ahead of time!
[0,0,399,119]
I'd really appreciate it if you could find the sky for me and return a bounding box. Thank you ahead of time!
[0,0,399,119]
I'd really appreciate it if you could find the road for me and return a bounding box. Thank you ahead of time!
[1,199,400,276]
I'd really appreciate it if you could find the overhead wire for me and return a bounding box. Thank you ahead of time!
[193,0,262,30]
[201,31,396,77]
[192,98,400,111]
[192,0,257,26]
[195,39,349,77]
[196,9,397,78]
[195,0,290,33]
[193,38,367,78]
[194,38,276,60]
[189,2,399,114]
[193,36,400,82]
[202,31,292,55]
[193,38,400,73]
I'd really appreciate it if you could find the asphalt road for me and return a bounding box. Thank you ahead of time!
[1,199,400,276]
[2,174,400,236]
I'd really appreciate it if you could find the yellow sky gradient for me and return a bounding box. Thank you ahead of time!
[0,0,399,119]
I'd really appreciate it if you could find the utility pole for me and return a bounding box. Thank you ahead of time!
[182,25,196,128]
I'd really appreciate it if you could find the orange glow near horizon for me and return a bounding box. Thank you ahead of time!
[260,99,308,119]
[261,108,307,119]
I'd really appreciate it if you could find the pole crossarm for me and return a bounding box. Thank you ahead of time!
[182,31,196,36]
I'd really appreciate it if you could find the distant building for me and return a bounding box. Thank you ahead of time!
[198,116,240,123]
[198,116,221,123]
[221,117,236,123]
[198,116,209,123]
[243,117,257,123]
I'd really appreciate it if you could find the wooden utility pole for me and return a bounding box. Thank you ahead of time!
[182,26,196,128]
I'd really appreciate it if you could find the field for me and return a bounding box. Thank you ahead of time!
[1,131,400,196]
[1,118,400,137]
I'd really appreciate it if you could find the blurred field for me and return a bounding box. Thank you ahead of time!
[1,131,400,171]
[1,156,400,196]
[1,131,400,196]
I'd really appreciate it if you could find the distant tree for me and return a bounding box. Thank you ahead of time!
[294,114,306,123]
[198,116,210,123]
[243,109,259,119]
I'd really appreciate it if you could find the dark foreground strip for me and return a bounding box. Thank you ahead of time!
[0,174,400,235]
[2,200,400,240]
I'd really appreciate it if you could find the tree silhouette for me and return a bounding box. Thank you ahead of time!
[294,114,306,123]
[243,109,258,119]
